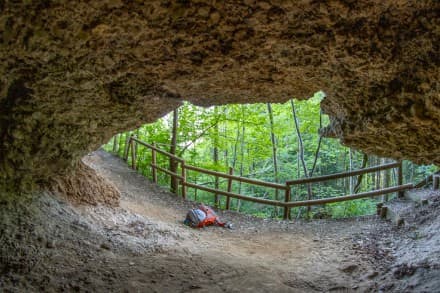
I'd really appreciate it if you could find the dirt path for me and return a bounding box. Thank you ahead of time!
[79,150,391,292]
[2,150,439,292]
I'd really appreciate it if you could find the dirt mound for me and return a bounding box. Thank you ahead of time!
[49,158,120,207]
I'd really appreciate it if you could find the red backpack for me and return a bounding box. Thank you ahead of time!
[184,204,226,228]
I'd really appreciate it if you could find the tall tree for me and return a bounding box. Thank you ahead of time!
[267,103,279,195]
[169,108,179,194]
[291,99,322,217]
[354,153,369,193]
[267,103,280,215]
[213,107,220,207]
[237,105,246,212]
[112,134,119,153]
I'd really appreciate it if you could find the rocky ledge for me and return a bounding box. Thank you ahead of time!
[0,0,439,191]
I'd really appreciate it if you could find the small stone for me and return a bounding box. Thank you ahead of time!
[100,243,111,250]
[46,240,55,249]
[366,271,379,279]
[209,12,220,24]
[340,264,358,273]
[129,262,135,266]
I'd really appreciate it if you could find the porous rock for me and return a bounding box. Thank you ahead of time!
[0,0,439,192]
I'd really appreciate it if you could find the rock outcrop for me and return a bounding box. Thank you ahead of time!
[0,0,439,191]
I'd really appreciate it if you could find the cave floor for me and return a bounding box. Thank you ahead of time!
[1,150,439,292]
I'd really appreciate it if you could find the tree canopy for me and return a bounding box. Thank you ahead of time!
[105,95,437,219]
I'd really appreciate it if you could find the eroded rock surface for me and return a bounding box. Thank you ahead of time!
[0,0,439,190]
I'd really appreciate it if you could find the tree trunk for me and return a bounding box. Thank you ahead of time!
[267,103,280,216]
[118,132,125,156]
[213,107,220,207]
[169,109,179,194]
[349,148,354,194]
[123,131,131,161]
[291,100,312,216]
[382,158,391,201]
[354,153,369,193]
[237,106,246,212]
[231,123,240,169]
[112,134,119,153]
[375,156,381,190]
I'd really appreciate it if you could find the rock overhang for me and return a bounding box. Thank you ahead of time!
[0,0,439,190]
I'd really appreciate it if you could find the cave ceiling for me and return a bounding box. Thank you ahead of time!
[0,0,439,189]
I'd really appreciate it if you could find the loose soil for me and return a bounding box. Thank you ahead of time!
[1,150,439,292]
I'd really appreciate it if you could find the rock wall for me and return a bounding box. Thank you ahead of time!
[0,0,439,191]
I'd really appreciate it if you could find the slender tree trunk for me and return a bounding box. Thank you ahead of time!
[297,140,301,179]
[112,134,119,153]
[371,156,376,188]
[349,148,354,194]
[134,129,140,170]
[291,100,312,216]
[123,131,132,161]
[267,103,280,216]
[213,107,220,207]
[354,153,368,193]
[309,111,323,177]
[169,109,179,194]
[343,149,348,192]
[118,133,123,156]
[237,106,246,212]
[194,175,198,201]
[375,156,381,190]
[231,124,240,169]
[381,158,391,201]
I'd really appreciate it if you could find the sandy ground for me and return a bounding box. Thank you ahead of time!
[1,149,439,292]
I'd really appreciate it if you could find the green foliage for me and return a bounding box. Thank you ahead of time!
[103,96,437,220]
[327,199,377,219]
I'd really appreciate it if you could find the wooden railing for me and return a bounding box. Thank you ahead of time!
[125,135,413,220]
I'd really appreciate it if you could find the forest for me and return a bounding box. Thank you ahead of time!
[104,92,437,219]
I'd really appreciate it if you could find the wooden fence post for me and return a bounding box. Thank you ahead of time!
[226,167,234,210]
[433,174,440,190]
[181,160,187,199]
[397,161,404,198]
[283,187,291,220]
[151,143,157,183]
[131,137,137,170]
[123,133,131,161]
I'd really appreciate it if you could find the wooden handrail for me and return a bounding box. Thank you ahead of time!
[284,184,413,208]
[132,137,184,163]
[286,162,400,185]
[123,137,413,215]
[185,164,288,190]
[151,164,184,181]
[183,182,286,207]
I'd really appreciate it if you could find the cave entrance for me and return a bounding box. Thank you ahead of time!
[103,95,438,220]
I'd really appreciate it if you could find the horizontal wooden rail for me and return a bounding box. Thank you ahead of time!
[126,137,413,217]
[284,184,413,208]
[183,182,286,207]
[132,137,184,163]
[185,164,288,190]
[151,164,184,181]
[286,162,400,186]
